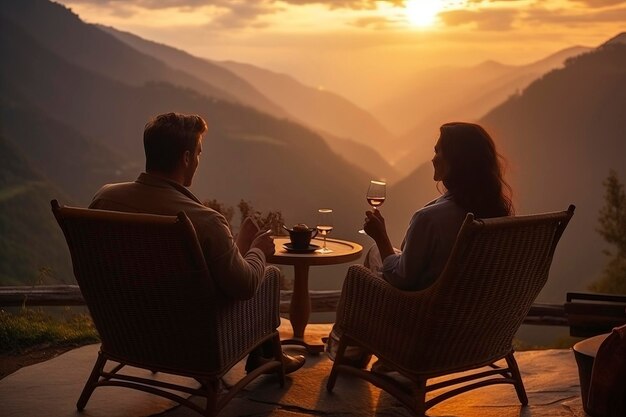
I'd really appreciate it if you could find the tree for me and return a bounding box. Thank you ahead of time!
[203,198,285,235]
[588,170,626,294]
[236,199,285,235]
[203,199,235,224]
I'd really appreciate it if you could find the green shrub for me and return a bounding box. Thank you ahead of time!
[589,170,626,294]
[0,308,99,354]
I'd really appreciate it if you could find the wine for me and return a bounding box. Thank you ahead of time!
[367,197,385,208]
[317,225,333,236]
[317,209,333,253]
[359,180,386,234]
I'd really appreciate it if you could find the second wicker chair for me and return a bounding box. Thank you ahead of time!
[327,205,575,416]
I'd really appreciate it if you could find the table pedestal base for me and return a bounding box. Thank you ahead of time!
[281,263,325,354]
[281,336,325,354]
[268,237,363,357]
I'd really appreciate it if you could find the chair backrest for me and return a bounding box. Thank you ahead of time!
[51,200,221,373]
[405,205,575,373]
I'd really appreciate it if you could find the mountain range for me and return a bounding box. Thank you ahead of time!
[0,0,376,286]
[0,132,73,285]
[385,39,626,301]
[100,25,399,182]
[373,46,591,174]
[1,0,624,304]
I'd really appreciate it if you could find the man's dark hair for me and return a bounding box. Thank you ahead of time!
[143,112,208,173]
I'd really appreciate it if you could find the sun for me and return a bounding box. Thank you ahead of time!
[405,0,443,27]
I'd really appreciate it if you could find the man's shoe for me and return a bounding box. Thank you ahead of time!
[245,352,305,375]
[281,352,306,374]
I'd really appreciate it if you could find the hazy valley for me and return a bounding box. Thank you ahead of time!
[1,0,625,307]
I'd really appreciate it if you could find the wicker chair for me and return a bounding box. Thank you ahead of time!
[327,205,575,416]
[51,200,284,417]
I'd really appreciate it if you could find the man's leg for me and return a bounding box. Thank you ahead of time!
[246,340,305,375]
[325,244,400,368]
[325,324,371,368]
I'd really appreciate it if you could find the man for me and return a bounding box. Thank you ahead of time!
[90,112,305,374]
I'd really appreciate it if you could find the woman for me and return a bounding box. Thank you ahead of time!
[364,121,513,291]
[327,122,513,366]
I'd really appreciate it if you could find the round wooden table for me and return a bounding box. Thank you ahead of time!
[267,236,363,353]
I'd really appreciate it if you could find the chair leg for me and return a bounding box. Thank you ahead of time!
[77,351,107,410]
[326,336,349,392]
[414,378,427,417]
[505,351,528,405]
[203,380,219,417]
[271,332,285,387]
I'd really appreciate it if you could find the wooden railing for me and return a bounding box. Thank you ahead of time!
[0,285,568,326]
[0,285,86,307]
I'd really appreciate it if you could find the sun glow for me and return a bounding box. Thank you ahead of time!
[405,0,444,27]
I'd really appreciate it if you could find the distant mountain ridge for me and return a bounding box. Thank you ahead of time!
[0,0,377,285]
[386,40,626,302]
[99,24,397,181]
[604,32,626,46]
[373,45,590,173]
[1,0,623,307]
[1,0,241,106]
[217,61,397,153]
[98,25,287,118]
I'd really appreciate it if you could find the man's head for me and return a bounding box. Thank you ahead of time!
[143,112,208,186]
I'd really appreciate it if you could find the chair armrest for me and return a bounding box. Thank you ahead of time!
[214,266,281,367]
[336,265,434,361]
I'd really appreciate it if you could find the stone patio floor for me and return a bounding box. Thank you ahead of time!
[0,321,588,417]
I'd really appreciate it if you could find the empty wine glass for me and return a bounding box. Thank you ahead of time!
[358,180,386,234]
[316,208,333,253]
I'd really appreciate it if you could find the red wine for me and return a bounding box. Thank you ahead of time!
[367,197,385,208]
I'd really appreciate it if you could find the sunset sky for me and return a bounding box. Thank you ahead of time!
[55,0,625,105]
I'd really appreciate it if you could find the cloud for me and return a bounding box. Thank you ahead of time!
[60,0,281,28]
[568,0,626,7]
[440,8,519,30]
[59,0,406,29]
[465,0,526,2]
[62,0,404,10]
[351,16,396,29]
[525,5,626,24]
[279,0,403,9]
[61,0,213,8]
[210,1,279,29]
[59,0,626,32]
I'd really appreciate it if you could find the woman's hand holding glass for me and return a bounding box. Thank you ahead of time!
[364,208,396,262]
[363,209,387,242]
[358,180,386,234]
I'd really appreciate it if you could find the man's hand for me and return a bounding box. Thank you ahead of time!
[236,217,260,254]
[250,229,275,257]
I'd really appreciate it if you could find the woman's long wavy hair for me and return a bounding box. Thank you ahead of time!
[439,122,514,218]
